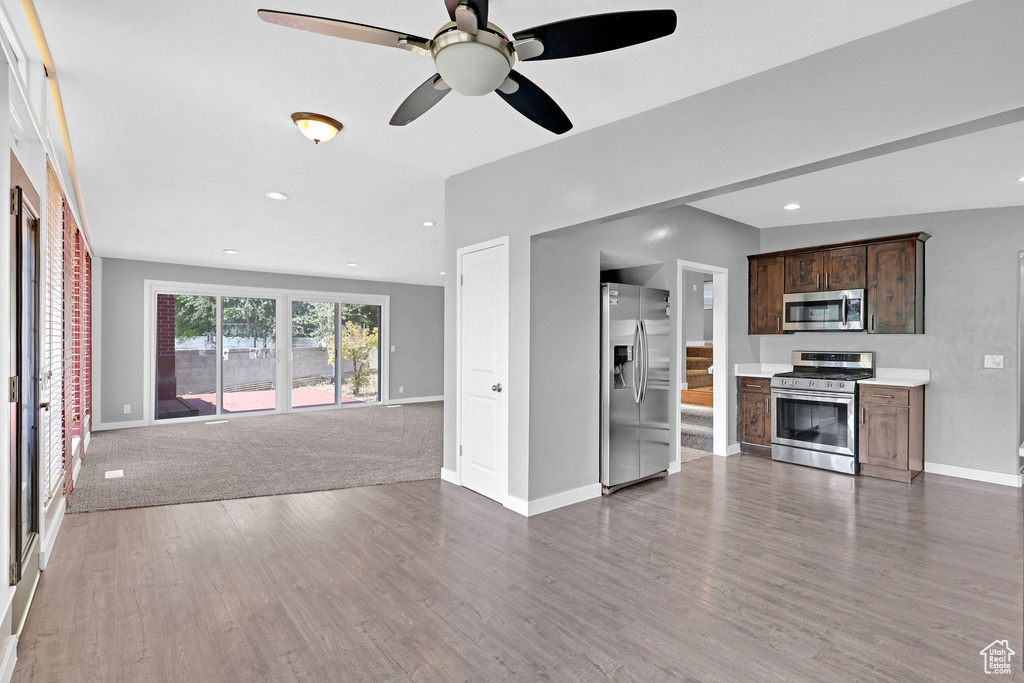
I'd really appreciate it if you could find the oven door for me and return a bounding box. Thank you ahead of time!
[771,389,856,457]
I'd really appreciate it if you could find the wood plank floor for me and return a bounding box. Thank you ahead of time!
[13,455,1024,682]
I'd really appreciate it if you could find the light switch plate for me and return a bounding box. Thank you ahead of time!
[391,345,396,352]
[123,404,131,414]
[984,355,1004,369]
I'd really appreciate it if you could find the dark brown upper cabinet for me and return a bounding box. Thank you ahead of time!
[866,237,926,334]
[784,246,865,293]
[749,232,928,335]
[784,251,821,293]
[748,255,784,334]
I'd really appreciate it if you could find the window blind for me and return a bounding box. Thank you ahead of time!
[43,164,65,501]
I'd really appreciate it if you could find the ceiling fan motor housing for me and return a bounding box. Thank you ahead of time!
[431,24,515,96]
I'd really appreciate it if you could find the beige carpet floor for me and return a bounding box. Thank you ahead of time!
[68,402,443,513]
[680,445,713,464]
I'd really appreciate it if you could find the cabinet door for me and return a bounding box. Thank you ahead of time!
[866,240,917,334]
[749,256,784,334]
[738,390,769,446]
[859,403,909,470]
[784,252,822,293]
[823,246,865,290]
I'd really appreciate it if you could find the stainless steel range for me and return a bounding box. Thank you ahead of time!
[770,351,875,474]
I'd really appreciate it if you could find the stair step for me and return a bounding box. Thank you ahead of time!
[687,357,712,370]
[686,369,713,389]
[686,345,713,358]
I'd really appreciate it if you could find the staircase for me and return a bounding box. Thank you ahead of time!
[680,344,714,452]
[685,345,713,389]
[680,403,713,452]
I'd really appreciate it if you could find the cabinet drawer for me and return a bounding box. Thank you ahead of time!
[859,386,910,406]
[737,377,771,394]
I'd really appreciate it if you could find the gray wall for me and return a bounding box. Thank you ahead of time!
[528,205,760,500]
[98,258,444,425]
[758,207,1024,476]
[685,272,706,343]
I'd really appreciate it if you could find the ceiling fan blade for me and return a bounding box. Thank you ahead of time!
[513,10,677,61]
[390,75,451,126]
[258,9,430,52]
[494,71,572,135]
[444,0,489,27]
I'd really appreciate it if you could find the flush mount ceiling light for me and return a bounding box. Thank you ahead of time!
[259,4,677,135]
[422,220,436,227]
[347,263,358,267]
[265,191,288,200]
[439,271,446,276]
[223,249,240,255]
[1018,175,1024,182]
[290,112,343,144]
[783,203,801,210]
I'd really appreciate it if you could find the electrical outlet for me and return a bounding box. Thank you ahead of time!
[399,386,404,394]
[692,284,698,291]
[123,404,131,414]
[984,355,1004,369]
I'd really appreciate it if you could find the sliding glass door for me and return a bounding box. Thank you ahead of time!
[291,301,337,408]
[155,294,217,420]
[152,286,387,422]
[338,304,381,403]
[221,297,277,414]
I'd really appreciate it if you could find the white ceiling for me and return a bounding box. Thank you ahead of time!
[690,120,1024,228]
[30,0,970,285]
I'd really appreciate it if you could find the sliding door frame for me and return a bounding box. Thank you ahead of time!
[142,280,390,426]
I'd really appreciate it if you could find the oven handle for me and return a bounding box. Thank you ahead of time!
[771,389,856,402]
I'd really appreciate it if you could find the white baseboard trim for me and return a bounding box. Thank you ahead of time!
[504,495,529,516]
[73,456,82,485]
[93,419,148,431]
[717,443,741,457]
[38,498,66,572]
[0,634,16,683]
[439,468,459,485]
[924,462,1023,488]
[388,395,443,405]
[509,483,603,517]
[668,461,681,475]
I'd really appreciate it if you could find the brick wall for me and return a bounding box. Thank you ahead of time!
[156,294,177,399]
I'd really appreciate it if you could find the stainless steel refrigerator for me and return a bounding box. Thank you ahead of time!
[600,283,672,492]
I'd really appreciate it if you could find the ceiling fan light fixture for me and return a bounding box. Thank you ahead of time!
[434,41,512,96]
[291,112,343,144]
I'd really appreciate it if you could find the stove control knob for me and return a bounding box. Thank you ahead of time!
[826,381,833,388]
[839,382,845,389]
[807,380,815,387]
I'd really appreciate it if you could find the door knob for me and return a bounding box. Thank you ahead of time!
[491,383,503,393]
[39,402,50,410]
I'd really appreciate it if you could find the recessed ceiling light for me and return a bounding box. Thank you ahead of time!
[1018,175,1024,182]
[439,272,446,276]
[223,249,240,255]
[266,191,288,200]
[783,203,801,210]
[347,263,358,267]
[422,221,436,227]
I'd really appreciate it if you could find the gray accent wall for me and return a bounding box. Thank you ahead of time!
[98,258,444,426]
[758,206,1024,476]
[528,206,759,501]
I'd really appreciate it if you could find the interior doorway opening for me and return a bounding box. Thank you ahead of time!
[676,260,729,468]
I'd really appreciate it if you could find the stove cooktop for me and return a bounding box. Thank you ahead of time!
[774,368,874,381]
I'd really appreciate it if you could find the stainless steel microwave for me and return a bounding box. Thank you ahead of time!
[782,289,865,332]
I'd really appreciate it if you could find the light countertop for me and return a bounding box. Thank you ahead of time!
[734,364,930,386]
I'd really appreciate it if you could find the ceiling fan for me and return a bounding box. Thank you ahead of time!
[258,2,677,135]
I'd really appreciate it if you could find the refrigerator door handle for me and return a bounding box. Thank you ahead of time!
[632,322,642,404]
[638,320,649,403]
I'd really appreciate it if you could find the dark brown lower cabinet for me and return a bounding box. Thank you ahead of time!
[737,377,771,455]
[858,384,924,483]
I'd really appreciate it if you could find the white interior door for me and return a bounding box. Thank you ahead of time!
[458,239,509,504]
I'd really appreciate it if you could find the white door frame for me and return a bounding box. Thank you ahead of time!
[454,235,510,500]
[675,260,729,470]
